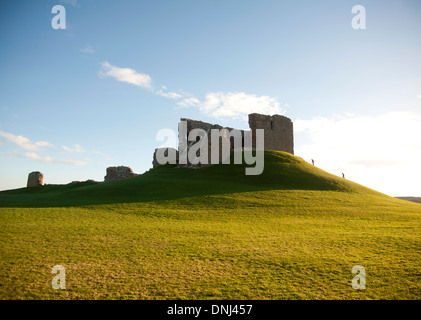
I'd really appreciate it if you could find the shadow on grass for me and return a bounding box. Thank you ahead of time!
[0,151,366,208]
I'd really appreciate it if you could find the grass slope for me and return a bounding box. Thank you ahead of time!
[0,151,375,207]
[0,151,420,299]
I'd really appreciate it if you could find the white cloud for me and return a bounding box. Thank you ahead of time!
[97,63,286,121]
[177,97,201,108]
[0,130,87,167]
[198,92,285,120]
[99,62,153,90]
[155,89,184,99]
[295,111,421,196]
[35,141,53,148]
[25,152,53,162]
[417,94,421,99]
[175,90,285,120]
[25,152,88,166]
[80,44,95,54]
[0,130,54,151]
[62,144,85,153]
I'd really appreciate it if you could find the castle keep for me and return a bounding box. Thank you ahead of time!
[153,113,293,168]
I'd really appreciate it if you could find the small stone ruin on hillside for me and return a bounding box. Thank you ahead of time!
[27,171,43,187]
[26,165,138,187]
[104,166,137,182]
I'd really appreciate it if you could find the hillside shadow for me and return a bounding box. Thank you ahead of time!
[0,151,367,208]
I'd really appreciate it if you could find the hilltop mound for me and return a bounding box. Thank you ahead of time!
[0,151,383,207]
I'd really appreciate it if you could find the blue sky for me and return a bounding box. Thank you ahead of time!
[0,0,420,196]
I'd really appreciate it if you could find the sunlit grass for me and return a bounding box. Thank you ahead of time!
[0,151,420,299]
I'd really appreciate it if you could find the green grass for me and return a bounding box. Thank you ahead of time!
[0,151,420,299]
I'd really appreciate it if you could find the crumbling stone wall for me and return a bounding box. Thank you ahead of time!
[179,118,245,167]
[152,113,294,168]
[153,147,179,168]
[248,113,294,154]
[104,166,136,182]
[27,171,43,187]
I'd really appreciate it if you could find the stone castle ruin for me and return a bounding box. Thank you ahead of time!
[153,113,293,168]
[27,171,43,187]
[25,113,293,187]
[104,166,137,182]
[249,113,293,154]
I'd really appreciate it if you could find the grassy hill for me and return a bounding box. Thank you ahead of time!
[0,151,420,299]
[0,151,376,207]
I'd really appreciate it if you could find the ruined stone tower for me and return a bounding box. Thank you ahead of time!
[27,171,43,187]
[248,113,294,154]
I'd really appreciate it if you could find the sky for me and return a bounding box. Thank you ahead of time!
[0,0,420,196]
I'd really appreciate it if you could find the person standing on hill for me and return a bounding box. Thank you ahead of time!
[342,173,345,179]
[311,159,314,166]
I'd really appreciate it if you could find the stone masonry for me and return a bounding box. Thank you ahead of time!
[104,166,136,182]
[249,113,294,154]
[153,113,294,168]
[153,147,179,168]
[27,171,43,187]
[180,118,242,167]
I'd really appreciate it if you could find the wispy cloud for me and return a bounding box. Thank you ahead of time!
[177,92,286,120]
[155,87,184,99]
[62,144,85,153]
[177,97,201,108]
[0,130,54,151]
[25,152,88,166]
[0,130,90,166]
[198,92,285,120]
[25,152,53,162]
[99,61,153,90]
[80,44,95,54]
[0,150,87,167]
[99,62,286,120]
[295,111,421,196]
